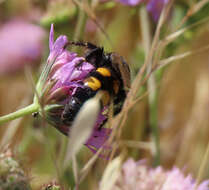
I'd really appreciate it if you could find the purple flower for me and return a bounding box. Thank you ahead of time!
[110,159,209,190]
[118,0,143,6]
[147,0,169,21]
[117,0,169,21]
[40,24,110,153]
[0,19,45,75]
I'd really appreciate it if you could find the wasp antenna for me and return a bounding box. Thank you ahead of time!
[66,41,99,50]
[86,42,98,49]
[63,42,71,49]
[63,41,88,49]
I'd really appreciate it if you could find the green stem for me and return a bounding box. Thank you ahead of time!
[150,95,160,166]
[73,8,87,41]
[0,103,39,125]
[140,6,160,166]
[72,3,87,52]
[195,140,209,188]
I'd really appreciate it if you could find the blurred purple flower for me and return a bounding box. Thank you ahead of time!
[0,19,45,75]
[41,24,110,153]
[147,0,169,21]
[118,0,143,6]
[111,158,209,190]
[117,0,169,21]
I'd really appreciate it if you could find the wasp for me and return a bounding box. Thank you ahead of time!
[61,42,130,126]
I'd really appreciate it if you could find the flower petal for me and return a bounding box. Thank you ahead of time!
[85,128,112,150]
[49,24,54,51]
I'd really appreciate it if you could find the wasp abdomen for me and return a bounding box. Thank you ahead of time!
[86,68,114,93]
[61,87,96,125]
[84,76,101,91]
[62,97,82,125]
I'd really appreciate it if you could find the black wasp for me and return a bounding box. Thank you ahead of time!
[61,42,130,126]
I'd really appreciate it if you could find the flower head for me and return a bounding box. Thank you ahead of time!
[0,19,45,75]
[38,24,110,153]
[110,159,209,190]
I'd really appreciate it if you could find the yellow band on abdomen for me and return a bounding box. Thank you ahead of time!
[84,77,101,91]
[96,67,111,77]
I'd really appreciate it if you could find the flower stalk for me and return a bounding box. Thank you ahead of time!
[140,5,160,166]
[0,103,39,125]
